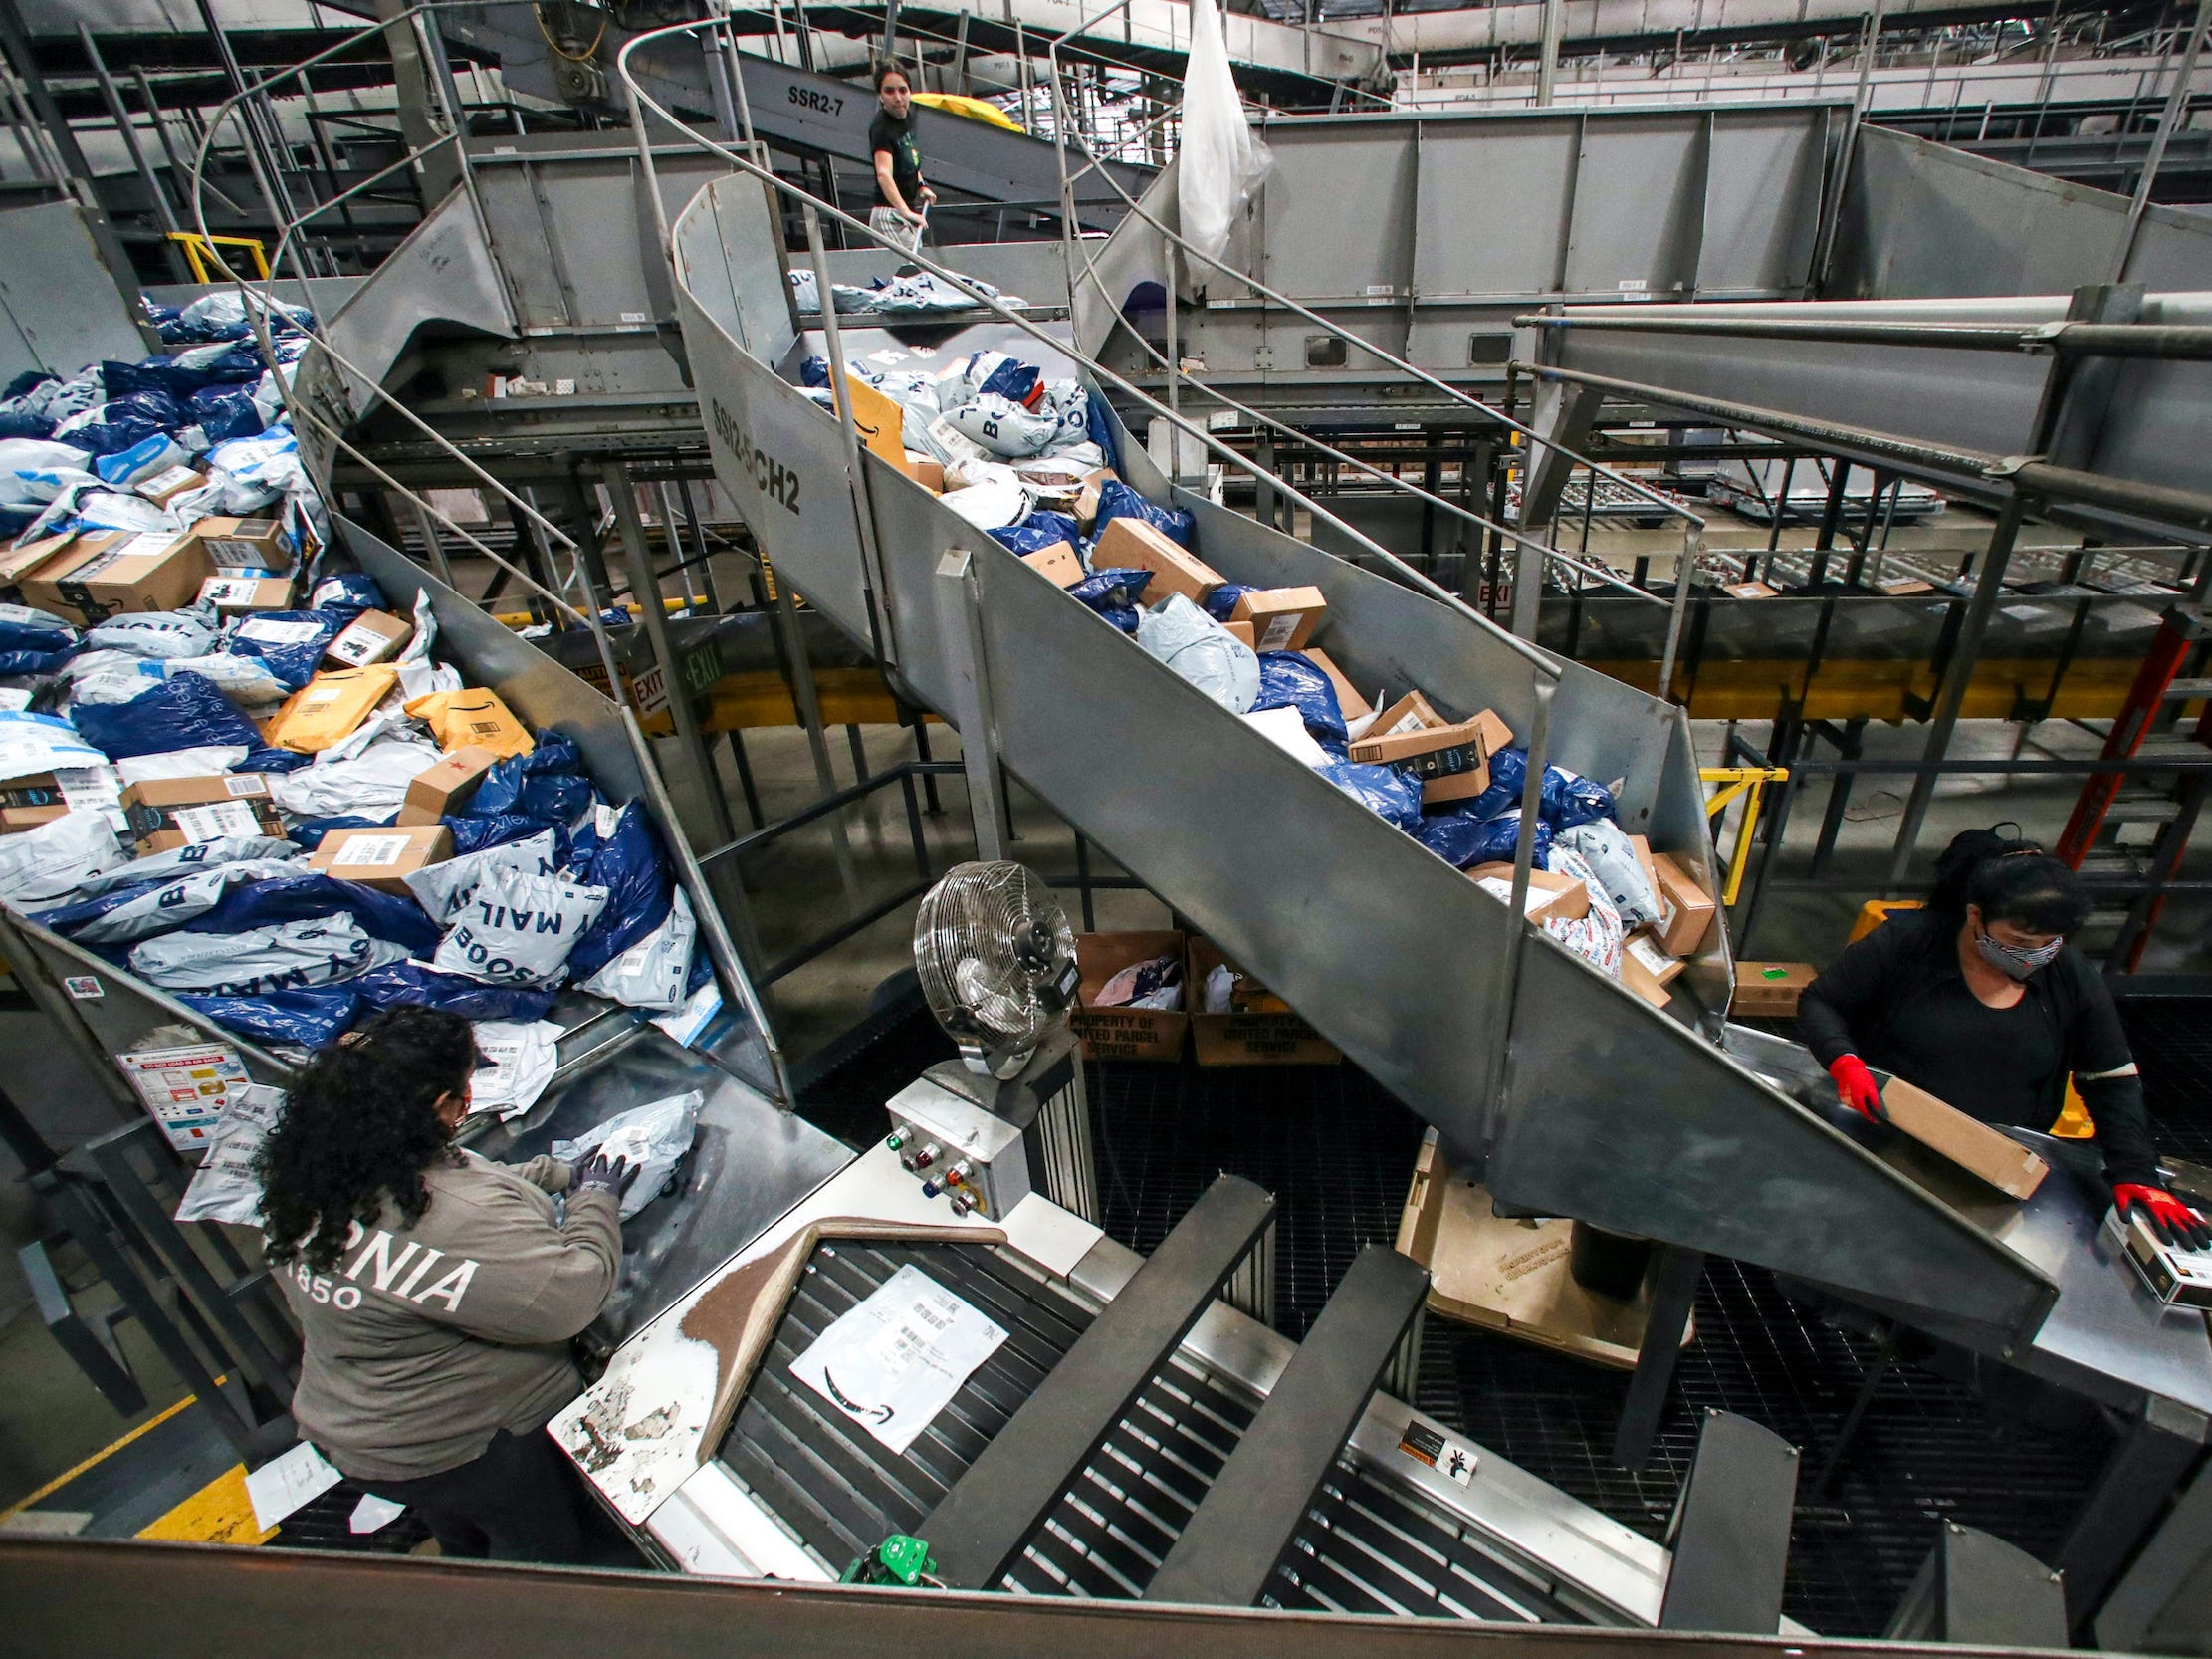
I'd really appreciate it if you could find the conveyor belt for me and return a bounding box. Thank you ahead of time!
[712,1232,1615,1616]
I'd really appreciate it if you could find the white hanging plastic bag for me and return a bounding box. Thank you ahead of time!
[130,914,407,995]
[551,1090,701,1219]
[1240,704,1330,768]
[0,808,126,905]
[1137,592,1259,714]
[1178,0,1273,266]
[431,863,610,986]
[579,886,696,1012]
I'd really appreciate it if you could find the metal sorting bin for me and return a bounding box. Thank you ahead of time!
[664,169,2059,1350]
[0,523,840,1347]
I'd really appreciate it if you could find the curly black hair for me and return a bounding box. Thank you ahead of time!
[257,1005,479,1273]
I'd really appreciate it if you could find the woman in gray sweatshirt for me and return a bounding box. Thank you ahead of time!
[258,1005,638,1562]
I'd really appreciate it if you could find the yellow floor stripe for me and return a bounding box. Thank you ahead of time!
[0,1391,202,1522]
[135,1463,277,1547]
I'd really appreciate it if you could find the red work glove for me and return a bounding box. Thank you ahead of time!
[1828,1055,1883,1122]
[2114,1184,2212,1251]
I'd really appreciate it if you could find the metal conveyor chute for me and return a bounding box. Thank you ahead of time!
[667,166,2060,1350]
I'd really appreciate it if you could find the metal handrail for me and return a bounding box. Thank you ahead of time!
[1517,312,2212,359]
[1051,110,1706,534]
[615,18,1567,685]
[182,1,628,692]
[1051,196,1674,619]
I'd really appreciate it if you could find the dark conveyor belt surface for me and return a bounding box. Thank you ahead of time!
[793,1002,2212,1636]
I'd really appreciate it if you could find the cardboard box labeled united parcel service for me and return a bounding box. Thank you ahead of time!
[1070,931,1188,1062]
[1187,936,1340,1066]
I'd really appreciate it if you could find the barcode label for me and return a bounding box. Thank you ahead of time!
[332,832,413,868]
[1259,613,1301,651]
[237,617,323,644]
[171,800,262,842]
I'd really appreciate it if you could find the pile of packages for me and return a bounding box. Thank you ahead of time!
[792,341,1722,1001]
[0,302,714,1086]
[789,268,1027,318]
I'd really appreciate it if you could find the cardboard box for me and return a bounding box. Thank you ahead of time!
[198,574,295,615]
[1647,851,1716,957]
[1230,585,1327,653]
[119,774,282,850]
[1091,515,1221,608]
[1468,861,1590,925]
[0,804,68,832]
[0,532,89,588]
[1624,933,1684,987]
[900,452,944,493]
[1019,543,1086,589]
[21,529,210,624]
[1880,1076,2050,1200]
[1396,1134,1688,1369]
[1187,936,1340,1066]
[135,464,206,508]
[1348,716,1492,806]
[2107,1205,2212,1308]
[396,746,496,827]
[1367,690,1446,739]
[1303,647,1372,722]
[309,824,454,894]
[1875,576,1934,596]
[1074,467,1118,526]
[191,515,292,572]
[1224,620,1255,648]
[325,608,413,668]
[1723,581,1780,599]
[1732,961,1817,1017]
[1619,946,1675,1009]
[1070,930,1188,1062]
[1468,708,1514,759]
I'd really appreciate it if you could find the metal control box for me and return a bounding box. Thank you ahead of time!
[885,1074,1035,1223]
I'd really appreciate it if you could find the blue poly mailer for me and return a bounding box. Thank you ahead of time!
[346,960,559,1024]
[1413,808,1553,871]
[1068,567,1152,632]
[564,802,675,982]
[1093,479,1195,548]
[1317,760,1425,831]
[1250,651,1349,743]
[178,987,359,1048]
[180,868,442,956]
[71,670,260,759]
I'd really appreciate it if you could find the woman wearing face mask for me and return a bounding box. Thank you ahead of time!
[1798,828,2207,1249]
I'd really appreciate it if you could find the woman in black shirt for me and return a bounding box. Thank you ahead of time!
[1798,829,2207,1247]
[867,63,934,256]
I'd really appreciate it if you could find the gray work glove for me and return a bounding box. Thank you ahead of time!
[571,1150,639,1200]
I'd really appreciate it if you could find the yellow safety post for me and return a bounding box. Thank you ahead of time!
[1699,765,1789,907]
[166,231,272,284]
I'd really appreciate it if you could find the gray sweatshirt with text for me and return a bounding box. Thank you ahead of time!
[276,1150,620,1483]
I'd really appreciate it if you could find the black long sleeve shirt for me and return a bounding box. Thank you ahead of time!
[1796,909,2159,1188]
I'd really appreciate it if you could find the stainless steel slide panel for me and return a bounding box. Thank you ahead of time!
[671,170,2057,1345]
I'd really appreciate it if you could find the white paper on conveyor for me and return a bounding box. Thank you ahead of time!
[787,1263,1007,1456]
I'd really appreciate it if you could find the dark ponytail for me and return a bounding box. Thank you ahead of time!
[1928,825,2091,935]
[257,1005,478,1273]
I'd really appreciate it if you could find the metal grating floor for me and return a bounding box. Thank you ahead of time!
[795,994,2212,1638]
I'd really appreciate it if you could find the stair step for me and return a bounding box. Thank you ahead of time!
[2160,678,2212,702]
[2078,850,2144,878]
[2101,799,2182,824]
